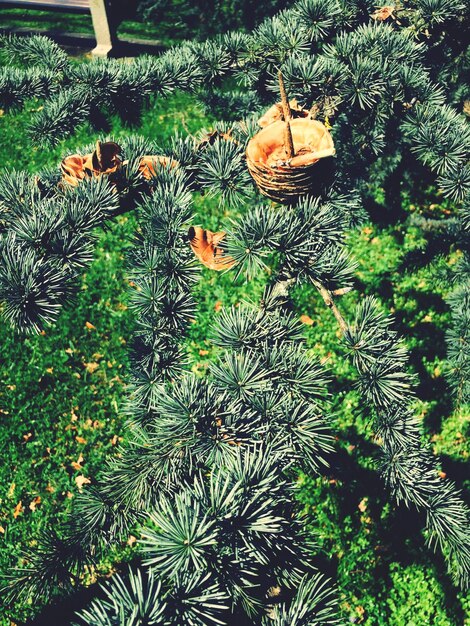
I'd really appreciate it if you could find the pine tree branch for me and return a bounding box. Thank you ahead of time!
[311,278,349,335]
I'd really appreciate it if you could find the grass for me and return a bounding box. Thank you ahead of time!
[0,91,217,625]
[0,65,469,626]
[0,7,190,46]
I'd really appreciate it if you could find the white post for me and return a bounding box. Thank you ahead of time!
[89,0,118,57]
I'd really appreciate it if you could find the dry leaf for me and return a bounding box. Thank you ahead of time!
[75,435,87,445]
[84,362,99,374]
[85,321,96,330]
[45,484,55,493]
[0,526,5,534]
[75,475,91,491]
[267,585,282,598]
[71,454,84,471]
[300,314,314,325]
[13,501,24,519]
[61,141,122,187]
[22,432,33,441]
[138,155,179,179]
[196,130,239,153]
[188,227,236,271]
[214,301,222,312]
[29,496,41,512]
[371,5,395,20]
[92,141,121,170]
[358,498,368,512]
[7,483,15,498]
[127,535,137,546]
[199,349,210,356]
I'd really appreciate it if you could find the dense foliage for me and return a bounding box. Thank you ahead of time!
[0,0,468,623]
[137,0,290,38]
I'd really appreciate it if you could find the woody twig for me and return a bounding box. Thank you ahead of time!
[278,70,295,160]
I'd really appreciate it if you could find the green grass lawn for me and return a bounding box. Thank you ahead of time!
[0,7,188,46]
[0,74,469,625]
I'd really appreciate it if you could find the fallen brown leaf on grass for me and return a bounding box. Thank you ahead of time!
[300,314,314,325]
[84,362,99,374]
[75,475,91,491]
[138,155,179,179]
[71,454,84,471]
[13,501,24,519]
[188,226,236,271]
[29,496,41,512]
[61,141,122,187]
[358,498,368,512]
[371,5,395,20]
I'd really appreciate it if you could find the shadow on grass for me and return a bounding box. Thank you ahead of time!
[20,582,105,626]
[306,433,467,624]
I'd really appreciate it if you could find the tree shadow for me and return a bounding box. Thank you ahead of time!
[20,582,105,626]
[440,455,470,497]
[307,433,467,624]
[354,276,455,433]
